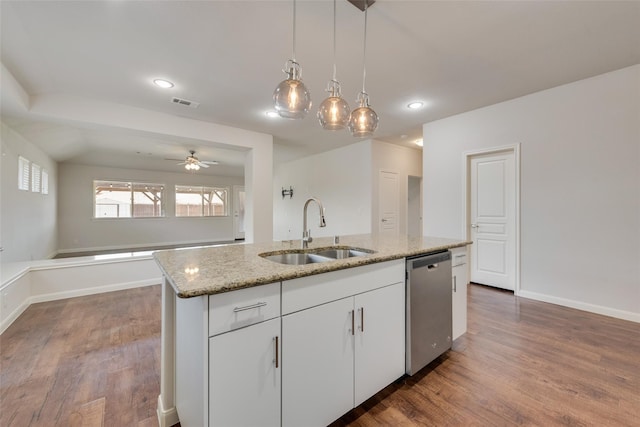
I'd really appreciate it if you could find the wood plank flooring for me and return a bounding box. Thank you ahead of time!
[333,284,640,426]
[1,283,638,426]
[0,286,161,426]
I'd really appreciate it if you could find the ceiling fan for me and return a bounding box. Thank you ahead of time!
[166,150,219,170]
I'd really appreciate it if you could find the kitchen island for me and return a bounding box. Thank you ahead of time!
[154,234,471,427]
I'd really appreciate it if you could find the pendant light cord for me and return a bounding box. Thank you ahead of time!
[362,0,368,94]
[332,0,337,81]
[292,0,297,61]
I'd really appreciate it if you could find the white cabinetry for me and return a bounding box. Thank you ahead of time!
[354,282,405,406]
[175,282,281,427]
[282,297,354,427]
[450,247,469,340]
[209,317,281,427]
[281,260,405,427]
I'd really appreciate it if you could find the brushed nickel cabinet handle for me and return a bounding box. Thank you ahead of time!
[453,276,457,292]
[360,307,364,332]
[274,336,279,368]
[351,310,355,336]
[233,302,267,312]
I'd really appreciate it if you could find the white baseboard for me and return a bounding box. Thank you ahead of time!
[29,278,161,305]
[157,395,179,427]
[0,298,31,335]
[518,290,639,323]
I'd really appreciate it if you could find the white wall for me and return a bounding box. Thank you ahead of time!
[0,122,57,261]
[423,65,640,318]
[273,141,372,241]
[371,140,422,235]
[273,140,423,241]
[57,163,243,253]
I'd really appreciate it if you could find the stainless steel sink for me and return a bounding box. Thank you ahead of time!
[313,248,372,259]
[259,246,375,265]
[261,253,333,265]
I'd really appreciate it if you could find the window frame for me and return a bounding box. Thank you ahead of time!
[93,180,165,219]
[18,156,30,191]
[175,185,229,218]
[31,163,41,193]
[42,170,49,195]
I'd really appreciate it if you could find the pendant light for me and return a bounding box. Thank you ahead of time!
[348,0,378,138]
[317,0,350,130]
[273,0,312,119]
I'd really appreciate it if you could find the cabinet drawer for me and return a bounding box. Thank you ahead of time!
[209,282,280,336]
[282,259,404,315]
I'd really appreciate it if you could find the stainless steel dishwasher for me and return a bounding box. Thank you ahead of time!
[406,250,452,375]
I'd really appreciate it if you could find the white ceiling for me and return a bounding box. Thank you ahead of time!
[1,0,639,176]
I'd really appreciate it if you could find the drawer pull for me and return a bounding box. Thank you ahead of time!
[233,302,267,313]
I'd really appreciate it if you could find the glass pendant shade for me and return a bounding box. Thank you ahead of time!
[273,60,312,119]
[348,92,378,138]
[318,80,350,130]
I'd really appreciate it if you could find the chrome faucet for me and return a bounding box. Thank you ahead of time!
[302,197,326,249]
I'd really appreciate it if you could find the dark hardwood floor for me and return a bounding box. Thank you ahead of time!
[1,283,638,426]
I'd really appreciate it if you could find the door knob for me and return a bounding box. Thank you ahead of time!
[471,224,479,228]
[381,218,388,222]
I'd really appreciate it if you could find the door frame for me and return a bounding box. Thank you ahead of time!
[407,175,423,237]
[232,185,245,240]
[462,144,521,295]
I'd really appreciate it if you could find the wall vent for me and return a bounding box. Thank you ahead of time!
[171,97,200,108]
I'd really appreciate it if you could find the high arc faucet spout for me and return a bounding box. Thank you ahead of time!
[302,197,326,249]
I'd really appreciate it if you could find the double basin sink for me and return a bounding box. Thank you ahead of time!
[260,246,375,265]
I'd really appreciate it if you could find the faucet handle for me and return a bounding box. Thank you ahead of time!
[333,235,340,245]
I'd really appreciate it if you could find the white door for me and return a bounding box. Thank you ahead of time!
[209,318,281,427]
[282,298,354,427]
[354,282,405,407]
[470,152,515,290]
[378,171,399,236]
[232,186,245,240]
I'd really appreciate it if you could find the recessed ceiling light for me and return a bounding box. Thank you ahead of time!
[153,79,174,89]
[415,139,424,147]
[265,111,279,118]
[407,101,424,110]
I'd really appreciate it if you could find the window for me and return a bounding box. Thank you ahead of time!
[176,185,228,217]
[31,163,41,193]
[42,170,49,195]
[18,156,29,191]
[94,180,164,218]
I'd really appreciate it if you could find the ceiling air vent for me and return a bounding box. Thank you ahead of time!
[171,97,200,108]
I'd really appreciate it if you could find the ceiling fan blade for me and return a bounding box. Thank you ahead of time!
[197,162,210,168]
[176,161,187,165]
[201,160,219,165]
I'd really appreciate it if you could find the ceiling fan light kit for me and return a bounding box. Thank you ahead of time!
[166,150,218,172]
[275,0,377,136]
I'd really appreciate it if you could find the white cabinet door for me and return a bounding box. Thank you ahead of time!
[282,297,354,427]
[209,318,281,427]
[451,247,469,341]
[354,282,405,406]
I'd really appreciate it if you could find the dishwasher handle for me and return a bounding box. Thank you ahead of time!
[408,251,451,270]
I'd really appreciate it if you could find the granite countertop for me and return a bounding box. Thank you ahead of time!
[153,234,472,298]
